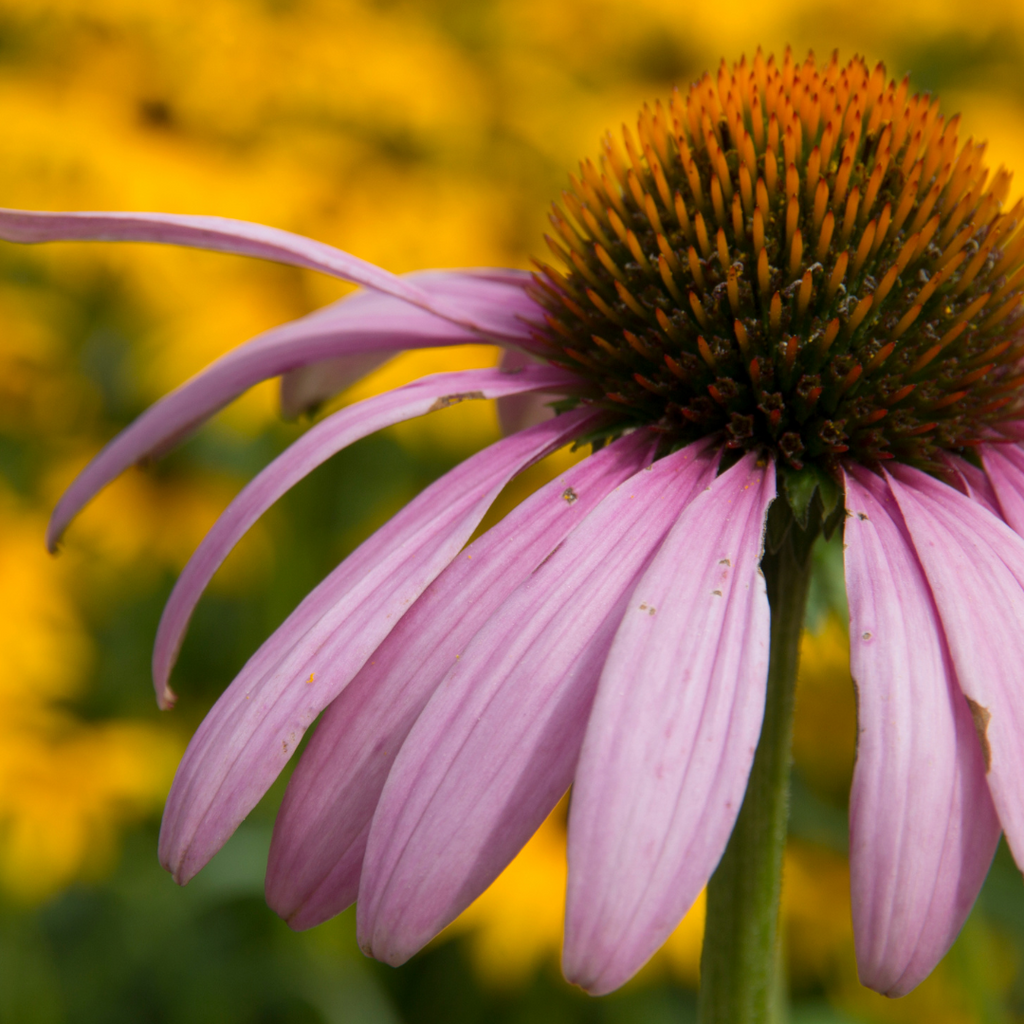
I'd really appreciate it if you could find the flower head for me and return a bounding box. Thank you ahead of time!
[534,49,1024,476]
[5,47,1024,1000]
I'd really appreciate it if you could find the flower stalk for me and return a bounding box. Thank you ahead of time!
[697,499,819,1023]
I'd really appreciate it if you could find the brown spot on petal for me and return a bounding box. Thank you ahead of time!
[719,558,731,566]
[857,512,869,521]
[428,390,485,412]
[966,697,992,772]
[562,487,579,504]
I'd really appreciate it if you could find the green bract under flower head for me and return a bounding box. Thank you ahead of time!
[530,48,1024,477]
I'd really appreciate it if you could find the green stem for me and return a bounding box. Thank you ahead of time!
[696,503,816,1024]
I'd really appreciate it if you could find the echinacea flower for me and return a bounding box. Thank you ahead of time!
[7,47,1024,1013]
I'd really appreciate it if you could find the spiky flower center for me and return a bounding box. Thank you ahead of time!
[530,49,1024,474]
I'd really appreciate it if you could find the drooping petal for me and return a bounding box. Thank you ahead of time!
[152,364,576,703]
[266,429,657,928]
[563,452,775,995]
[356,439,722,966]
[408,268,542,340]
[280,271,546,418]
[887,466,1024,874]
[843,466,999,997]
[980,442,1024,534]
[47,271,542,549]
[158,409,596,883]
[0,208,489,328]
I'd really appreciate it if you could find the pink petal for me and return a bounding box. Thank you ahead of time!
[495,348,556,435]
[356,439,722,966]
[980,442,1024,534]
[47,271,543,550]
[157,409,596,884]
[266,429,657,927]
[407,268,543,341]
[887,466,1024,875]
[562,452,775,995]
[279,270,548,419]
[279,352,394,419]
[152,364,576,706]
[990,419,1024,442]
[281,270,546,416]
[938,452,1002,517]
[843,466,999,997]
[0,209,512,331]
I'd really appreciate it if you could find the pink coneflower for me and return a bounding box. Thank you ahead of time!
[7,48,1024,1018]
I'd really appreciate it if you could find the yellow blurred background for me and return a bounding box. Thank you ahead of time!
[2,1,1024,1020]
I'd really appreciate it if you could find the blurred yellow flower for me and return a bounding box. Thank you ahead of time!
[0,501,181,902]
[0,720,179,902]
[793,616,857,803]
